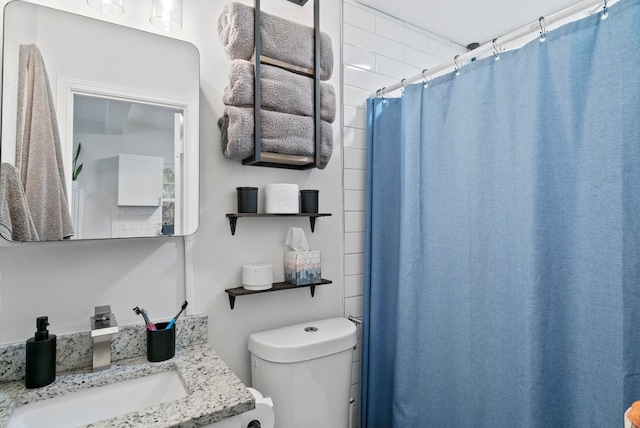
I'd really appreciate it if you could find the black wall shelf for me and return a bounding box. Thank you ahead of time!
[225,279,332,309]
[226,213,331,235]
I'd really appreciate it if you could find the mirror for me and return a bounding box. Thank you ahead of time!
[0,1,199,241]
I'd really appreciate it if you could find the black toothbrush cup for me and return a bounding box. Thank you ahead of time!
[147,322,175,362]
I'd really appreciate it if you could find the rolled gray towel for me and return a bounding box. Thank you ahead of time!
[217,2,334,81]
[218,106,333,169]
[224,60,336,123]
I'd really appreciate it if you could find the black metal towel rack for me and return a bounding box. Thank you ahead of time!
[242,0,321,169]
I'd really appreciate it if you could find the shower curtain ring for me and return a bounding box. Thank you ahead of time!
[422,69,429,88]
[454,55,461,76]
[601,0,609,19]
[400,78,407,96]
[381,87,387,103]
[492,38,501,61]
[538,17,547,42]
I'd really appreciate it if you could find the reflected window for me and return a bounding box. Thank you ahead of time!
[162,165,175,229]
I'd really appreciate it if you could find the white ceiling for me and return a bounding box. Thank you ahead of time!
[74,95,179,135]
[354,0,579,46]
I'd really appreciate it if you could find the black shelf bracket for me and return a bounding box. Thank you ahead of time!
[228,216,238,235]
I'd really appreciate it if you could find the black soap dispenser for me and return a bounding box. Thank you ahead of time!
[25,316,56,389]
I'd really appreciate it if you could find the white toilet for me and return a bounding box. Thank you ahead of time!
[248,317,357,428]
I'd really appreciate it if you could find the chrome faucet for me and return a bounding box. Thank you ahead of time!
[90,305,118,371]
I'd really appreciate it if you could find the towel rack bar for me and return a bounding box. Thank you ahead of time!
[259,56,314,77]
[242,153,316,169]
[253,0,262,161]
[253,152,314,165]
[313,0,320,168]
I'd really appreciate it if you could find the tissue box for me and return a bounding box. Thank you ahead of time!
[284,251,321,285]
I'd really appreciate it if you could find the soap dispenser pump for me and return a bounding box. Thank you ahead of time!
[25,316,56,389]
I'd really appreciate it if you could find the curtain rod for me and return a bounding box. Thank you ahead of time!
[371,0,612,97]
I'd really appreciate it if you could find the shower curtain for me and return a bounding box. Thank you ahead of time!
[362,1,640,427]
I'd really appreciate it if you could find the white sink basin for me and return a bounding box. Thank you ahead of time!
[7,370,188,428]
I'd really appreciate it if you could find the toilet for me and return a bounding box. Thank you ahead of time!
[248,317,357,428]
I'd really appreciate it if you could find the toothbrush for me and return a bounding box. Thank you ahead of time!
[165,301,188,330]
[133,306,157,331]
[142,309,157,331]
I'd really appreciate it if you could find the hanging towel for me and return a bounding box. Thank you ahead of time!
[0,163,39,241]
[15,44,74,240]
[217,2,334,81]
[218,106,333,169]
[224,59,336,123]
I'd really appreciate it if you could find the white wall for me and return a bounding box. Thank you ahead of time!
[341,1,466,426]
[0,0,344,389]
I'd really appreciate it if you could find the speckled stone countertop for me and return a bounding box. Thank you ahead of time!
[0,315,254,427]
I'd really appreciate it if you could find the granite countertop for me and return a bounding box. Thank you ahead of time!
[0,343,255,427]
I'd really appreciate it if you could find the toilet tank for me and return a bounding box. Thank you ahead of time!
[248,317,357,428]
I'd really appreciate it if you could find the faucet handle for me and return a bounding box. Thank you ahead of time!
[91,305,118,336]
[94,305,112,322]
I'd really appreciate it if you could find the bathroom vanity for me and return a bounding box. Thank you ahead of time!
[0,315,254,427]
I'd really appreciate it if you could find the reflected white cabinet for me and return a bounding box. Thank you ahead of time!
[118,153,163,206]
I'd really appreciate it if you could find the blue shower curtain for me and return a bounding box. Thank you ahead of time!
[362,1,640,427]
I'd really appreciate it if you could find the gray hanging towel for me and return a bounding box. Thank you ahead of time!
[217,2,334,81]
[0,163,39,241]
[15,44,74,240]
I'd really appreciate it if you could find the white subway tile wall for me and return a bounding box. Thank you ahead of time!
[342,2,465,426]
[111,206,162,238]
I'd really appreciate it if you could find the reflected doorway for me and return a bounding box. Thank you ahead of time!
[70,93,184,239]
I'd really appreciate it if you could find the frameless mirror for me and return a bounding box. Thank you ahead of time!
[0,1,199,241]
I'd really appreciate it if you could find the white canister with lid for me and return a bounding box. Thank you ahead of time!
[242,264,274,291]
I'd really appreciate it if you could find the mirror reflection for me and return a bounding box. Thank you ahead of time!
[0,0,199,242]
[72,95,182,239]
